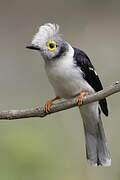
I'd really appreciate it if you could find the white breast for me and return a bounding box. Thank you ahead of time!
[45,45,94,99]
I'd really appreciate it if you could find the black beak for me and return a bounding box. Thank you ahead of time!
[26,45,40,51]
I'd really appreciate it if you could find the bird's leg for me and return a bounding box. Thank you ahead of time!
[43,96,60,113]
[76,92,87,106]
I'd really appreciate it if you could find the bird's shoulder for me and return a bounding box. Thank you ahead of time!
[73,47,101,90]
[73,47,101,88]
[73,47,94,69]
[73,47,108,116]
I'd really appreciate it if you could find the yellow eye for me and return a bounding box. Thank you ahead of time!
[46,40,56,51]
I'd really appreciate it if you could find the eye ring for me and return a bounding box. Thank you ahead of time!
[46,40,56,51]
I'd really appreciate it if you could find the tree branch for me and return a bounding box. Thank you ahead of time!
[0,81,120,120]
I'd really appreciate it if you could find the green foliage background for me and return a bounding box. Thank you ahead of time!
[0,0,120,179]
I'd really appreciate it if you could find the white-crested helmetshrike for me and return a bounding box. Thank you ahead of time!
[26,23,111,166]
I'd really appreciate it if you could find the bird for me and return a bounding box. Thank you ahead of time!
[26,23,111,166]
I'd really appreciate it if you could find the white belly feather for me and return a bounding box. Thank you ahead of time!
[45,45,94,99]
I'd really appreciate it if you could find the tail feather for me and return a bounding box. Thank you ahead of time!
[79,102,111,167]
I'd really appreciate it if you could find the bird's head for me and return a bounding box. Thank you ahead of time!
[26,23,69,61]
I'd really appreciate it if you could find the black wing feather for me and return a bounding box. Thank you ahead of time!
[73,47,108,116]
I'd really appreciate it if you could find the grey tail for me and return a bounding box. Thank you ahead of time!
[79,103,111,167]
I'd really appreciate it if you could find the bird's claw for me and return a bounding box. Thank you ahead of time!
[43,96,59,113]
[43,100,53,113]
[76,92,87,106]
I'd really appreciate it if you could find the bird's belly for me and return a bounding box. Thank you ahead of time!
[46,64,94,99]
[51,77,86,98]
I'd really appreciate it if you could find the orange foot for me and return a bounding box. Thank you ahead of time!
[43,96,59,113]
[76,92,87,106]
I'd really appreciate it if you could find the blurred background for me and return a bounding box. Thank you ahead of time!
[0,0,120,179]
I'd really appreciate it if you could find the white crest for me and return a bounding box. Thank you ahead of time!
[32,23,60,48]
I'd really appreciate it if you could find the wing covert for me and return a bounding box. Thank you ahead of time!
[73,47,108,116]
